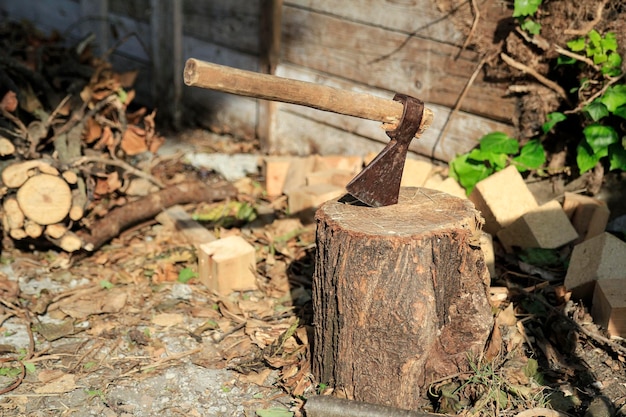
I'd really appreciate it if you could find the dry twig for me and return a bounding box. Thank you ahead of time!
[564,0,609,35]
[501,53,570,104]
[430,54,490,158]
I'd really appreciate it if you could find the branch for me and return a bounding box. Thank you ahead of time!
[77,180,237,251]
[70,155,165,189]
[501,53,571,104]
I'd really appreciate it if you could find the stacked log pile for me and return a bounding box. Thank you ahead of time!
[0,22,173,252]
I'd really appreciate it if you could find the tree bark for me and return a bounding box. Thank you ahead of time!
[313,187,493,409]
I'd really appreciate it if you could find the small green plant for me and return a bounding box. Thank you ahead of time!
[99,279,114,289]
[564,30,622,76]
[514,0,543,35]
[449,132,546,194]
[550,30,626,174]
[177,267,197,283]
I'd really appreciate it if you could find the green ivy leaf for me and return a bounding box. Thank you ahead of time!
[599,84,626,113]
[609,143,626,171]
[512,139,546,171]
[583,124,619,153]
[601,32,618,52]
[566,37,586,52]
[613,105,626,120]
[513,0,542,17]
[518,248,563,268]
[479,132,519,154]
[605,52,622,70]
[592,50,608,65]
[557,55,577,66]
[521,19,541,35]
[576,141,602,173]
[584,101,609,122]
[587,30,602,47]
[449,154,492,195]
[542,112,567,133]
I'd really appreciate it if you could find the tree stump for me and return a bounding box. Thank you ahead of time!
[312,187,493,409]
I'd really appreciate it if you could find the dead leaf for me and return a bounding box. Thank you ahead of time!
[237,368,272,385]
[121,125,148,155]
[1,91,18,112]
[238,298,275,319]
[37,369,66,383]
[151,312,184,327]
[82,117,102,144]
[33,319,76,341]
[94,171,122,196]
[34,373,77,394]
[484,322,502,362]
[0,272,19,301]
[59,289,127,319]
[102,289,128,313]
[151,262,179,284]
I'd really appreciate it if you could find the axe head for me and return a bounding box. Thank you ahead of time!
[346,94,425,207]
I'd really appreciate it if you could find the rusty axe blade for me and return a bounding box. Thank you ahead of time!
[346,94,425,207]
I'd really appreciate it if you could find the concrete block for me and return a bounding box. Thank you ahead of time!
[198,235,257,295]
[400,159,433,187]
[306,169,355,188]
[470,165,538,235]
[564,232,626,301]
[497,200,578,253]
[287,184,345,223]
[263,156,293,197]
[562,192,610,243]
[592,278,626,338]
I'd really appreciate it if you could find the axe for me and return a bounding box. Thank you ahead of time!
[183,59,433,207]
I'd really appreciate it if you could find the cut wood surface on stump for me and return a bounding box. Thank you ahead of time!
[313,187,493,409]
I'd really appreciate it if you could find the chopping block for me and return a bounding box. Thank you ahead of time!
[312,188,493,409]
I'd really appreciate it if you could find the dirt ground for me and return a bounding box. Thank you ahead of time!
[0,131,624,417]
[2,1,626,415]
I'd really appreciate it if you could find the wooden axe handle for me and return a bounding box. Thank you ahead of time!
[184,59,432,134]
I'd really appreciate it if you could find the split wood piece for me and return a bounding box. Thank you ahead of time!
[24,219,43,238]
[45,223,68,239]
[9,228,27,240]
[592,278,626,338]
[313,187,493,408]
[61,170,78,185]
[564,232,626,302]
[2,160,59,188]
[77,180,237,252]
[2,197,24,230]
[0,137,15,156]
[17,174,72,225]
[198,235,257,295]
[263,156,293,197]
[46,230,82,253]
[69,179,88,221]
[562,192,610,243]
